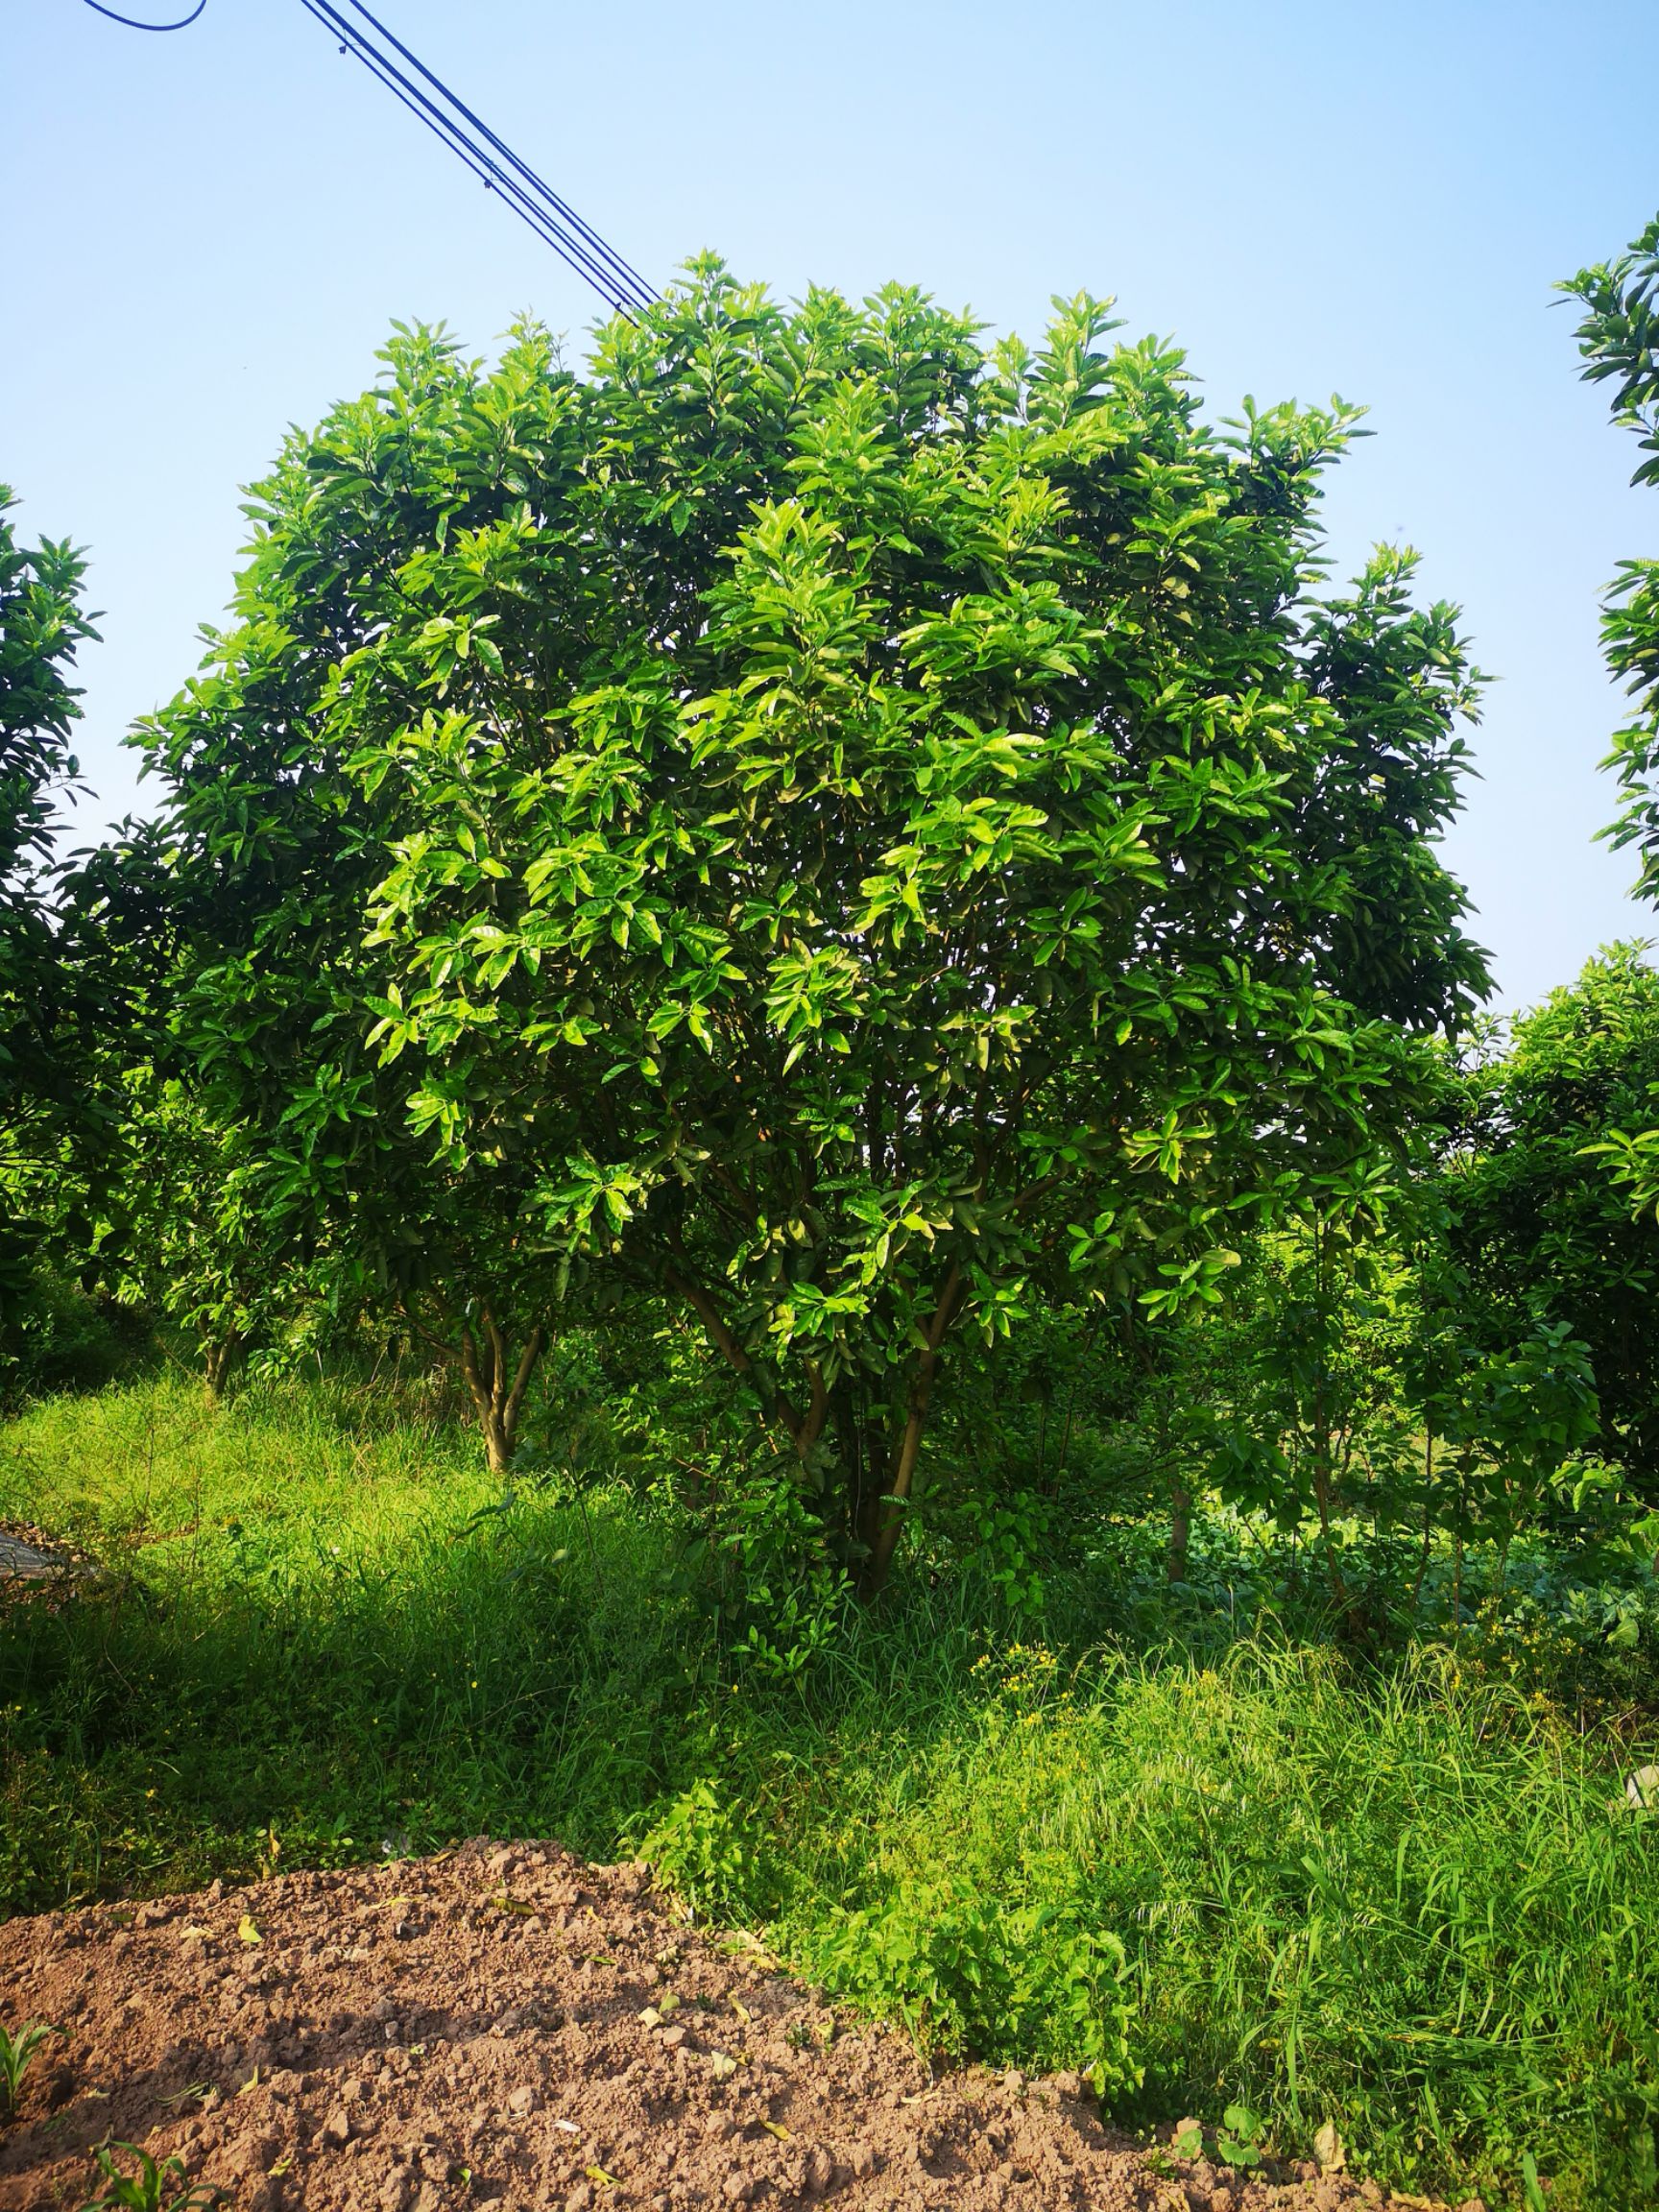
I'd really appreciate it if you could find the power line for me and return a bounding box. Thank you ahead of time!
[327,0,656,315]
[298,0,653,319]
[81,0,207,27]
[78,0,656,320]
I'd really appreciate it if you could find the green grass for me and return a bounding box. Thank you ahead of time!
[0,1372,703,1900]
[5,1374,1659,2207]
[747,1639,1659,2205]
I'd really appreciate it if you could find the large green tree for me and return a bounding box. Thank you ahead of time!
[148,269,1489,1583]
[141,325,602,1456]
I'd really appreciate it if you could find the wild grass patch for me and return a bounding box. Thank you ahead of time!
[5,1376,1659,2205]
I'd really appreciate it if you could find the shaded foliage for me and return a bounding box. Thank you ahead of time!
[1451,948,1659,1492]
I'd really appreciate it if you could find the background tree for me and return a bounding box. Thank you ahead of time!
[1448,947,1659,1491]
[0,484,95,1146]
[1214,1191,1417,1606]
[84,1071,295,1402]
[0,487,187,1398]
[1563,215,1659,901]
[0,484,104,1374]
[1562,219,1659,1224]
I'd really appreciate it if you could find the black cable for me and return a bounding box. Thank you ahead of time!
[336,0,653,312]
[325,24,639,316]
[300,5,639,318]
[81,0,656,319]
[332,0,656,310]
[299,0,645,318]
[81,0,206,25]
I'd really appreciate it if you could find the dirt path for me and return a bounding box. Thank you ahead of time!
[0,1842,1467,2212]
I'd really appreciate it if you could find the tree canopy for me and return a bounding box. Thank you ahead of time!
[144,266,1488,1584]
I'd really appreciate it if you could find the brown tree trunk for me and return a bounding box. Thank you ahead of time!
[458,1306,546,1475]
[664,1261,964,1599]
[1301,1220,1347,1608]
[857,1265,965,1600]
[1411,1421,1435,1623]
[1167,1479,1191,1585]
[203,1333,241,1405]
[1309,1338,1347,1607]
[664,1266,822,1461]
[1451,1449,1469,1636]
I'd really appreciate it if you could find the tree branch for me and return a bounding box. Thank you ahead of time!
[663,1263,809,1446]
[502,1324,546,1441]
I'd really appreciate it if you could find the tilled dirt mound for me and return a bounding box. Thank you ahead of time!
[0,1842,1460,2212]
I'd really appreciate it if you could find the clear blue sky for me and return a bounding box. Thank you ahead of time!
[5,0,1656,1007]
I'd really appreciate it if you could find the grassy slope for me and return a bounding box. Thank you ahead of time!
[4,1376,1658,2207]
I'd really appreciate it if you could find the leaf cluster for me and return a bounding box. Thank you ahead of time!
[1562,217,1659,900]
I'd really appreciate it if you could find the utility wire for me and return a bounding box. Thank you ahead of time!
[330,0,656,314]
[81,0,207,27]
[79,0,655,320]
[299,0,651,319]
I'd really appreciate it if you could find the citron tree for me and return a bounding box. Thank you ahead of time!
[148,268,1488,1577]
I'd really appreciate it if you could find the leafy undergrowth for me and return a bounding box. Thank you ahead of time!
[5,1376,1659,2207]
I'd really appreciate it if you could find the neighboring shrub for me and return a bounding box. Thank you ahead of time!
[636,1779,778,1925]
[807,1873,1139,2097]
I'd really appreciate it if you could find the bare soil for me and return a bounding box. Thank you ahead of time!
[0,1841,1469,2212]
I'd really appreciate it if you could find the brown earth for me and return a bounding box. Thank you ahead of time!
[0,1842,1473,2212]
